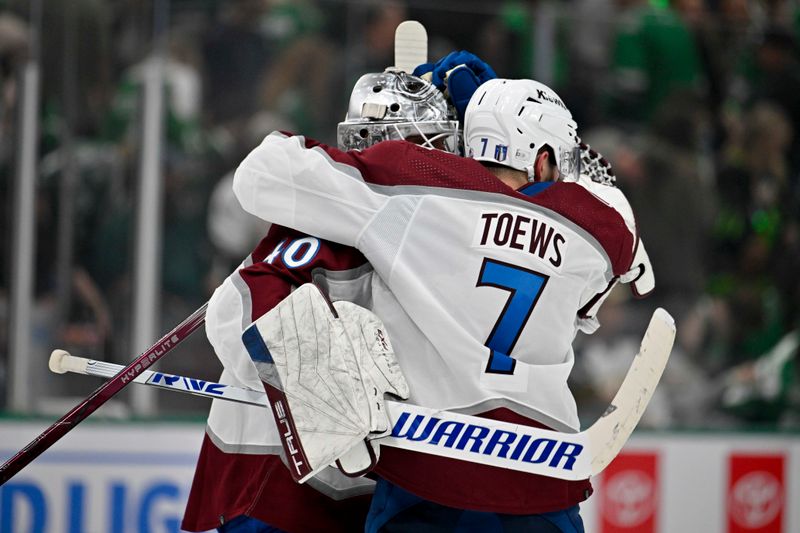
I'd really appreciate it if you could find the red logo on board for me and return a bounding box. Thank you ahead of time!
[600,452,658,533]
[728,454,784,533]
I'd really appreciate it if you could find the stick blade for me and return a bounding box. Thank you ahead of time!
[394,20,427,73]
[588,308,676,476]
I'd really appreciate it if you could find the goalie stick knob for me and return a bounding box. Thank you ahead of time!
[49,350,70,374]
[49,349,89,375]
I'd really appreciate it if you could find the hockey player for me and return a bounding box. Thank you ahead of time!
[180,69,459,533]
[230,77,653,532]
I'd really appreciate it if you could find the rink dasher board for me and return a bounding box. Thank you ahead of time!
[0,420,798,533]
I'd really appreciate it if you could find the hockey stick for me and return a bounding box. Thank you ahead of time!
[584,308,674,474]
[49,308,674,480]
[381,308,675,479]
[0,303,207,485]
[48,349,267,407]
[394,20,427,74]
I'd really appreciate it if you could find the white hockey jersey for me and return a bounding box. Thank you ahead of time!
[234,133,637,430]
[229,133,640,513]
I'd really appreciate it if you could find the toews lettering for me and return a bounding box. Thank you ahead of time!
[478,212,566,268]
[391,411,583,471]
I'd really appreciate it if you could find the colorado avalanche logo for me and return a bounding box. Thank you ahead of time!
[729,471,783,528]
[494,145,508,162]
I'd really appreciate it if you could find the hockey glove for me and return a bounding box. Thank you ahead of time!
[414,50,497,122]
[579,142,617,187]
[242,283,409,483]
[576,142,654,296]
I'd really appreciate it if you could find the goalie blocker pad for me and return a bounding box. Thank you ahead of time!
[242,284,409,484]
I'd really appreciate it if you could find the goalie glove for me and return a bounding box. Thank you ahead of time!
[242,284,409,483]
[576,142,654,299]
[579,142,616,187]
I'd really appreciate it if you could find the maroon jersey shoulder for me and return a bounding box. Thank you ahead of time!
[297,136,633,274]
[239,224,367,320]
[302,137,508,191]
[356,144,635,275]
[528,183,635,276]
[359,141,511,192]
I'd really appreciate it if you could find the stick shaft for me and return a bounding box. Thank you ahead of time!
[0,303,207,485]
[56,353,267,407]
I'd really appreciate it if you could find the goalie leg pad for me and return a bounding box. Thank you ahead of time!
[242,284,409,483]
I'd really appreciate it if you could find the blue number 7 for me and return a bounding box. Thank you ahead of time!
[477,258,549,374]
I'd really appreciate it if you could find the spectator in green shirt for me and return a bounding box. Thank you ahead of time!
[607,0,704,124]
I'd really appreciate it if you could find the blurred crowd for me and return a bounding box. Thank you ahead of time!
[0,0,798,429]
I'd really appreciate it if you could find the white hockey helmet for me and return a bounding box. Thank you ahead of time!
[337,69,460,153]
[464,78,580,181]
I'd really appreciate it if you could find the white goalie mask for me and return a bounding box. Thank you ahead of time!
[337,69,460,153]
[464,78,580,181]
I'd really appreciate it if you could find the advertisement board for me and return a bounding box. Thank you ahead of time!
[728,454,785,533]
[584,434,799,532]
[0,421,204,533]
[598,451,659,533]
[1,421,798,532]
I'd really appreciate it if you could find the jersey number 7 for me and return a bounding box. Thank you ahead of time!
[477,258,549,375]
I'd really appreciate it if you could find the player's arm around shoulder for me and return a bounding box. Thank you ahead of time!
[573,182,654,333]
[232,131,390,248]
[570,149,655,331]
[578,179,654,298]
